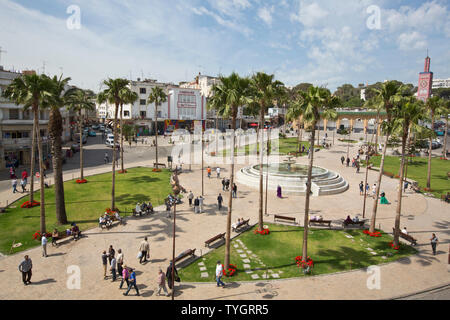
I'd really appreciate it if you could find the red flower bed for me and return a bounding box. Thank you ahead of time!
[439,157,447,160]
[21,200,40,208]
[76,179,88,184]
[389,241,400,250]
[105,208,119,215]
[152,168,162,172]
[32,231,52,240]
[222,264,237,277]
[295,256,314,270]
[423,187,433,192]
[363,229,382,237]
[254,228,270,235]
[118,170,128,174]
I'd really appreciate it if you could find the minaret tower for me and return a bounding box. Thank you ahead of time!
[417,52,433,102]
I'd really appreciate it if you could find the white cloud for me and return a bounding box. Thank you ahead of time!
[290,1,328,27]
[397,32,428,50]
[258,6,274,26]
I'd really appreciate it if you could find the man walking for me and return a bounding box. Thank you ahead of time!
[216,167,221,178]
[194,197,200,214]
[207,166,212,178]
[199,196,204,213]
[117,249,124,277]
[119,265,129,289]
[110,254,117,282]
[346,157,350,167]
[372,183,377,199]
[139,237,150,264]
[188,191,194,207]
[359,181,364,196]
[18,255,33,285]
[12,178,18,194]
[108,245,115,265]
[166,262,178,291]
[41,234,48,258]
[430,233,439,255]
[123,268,140,296]
[222,178,226,191]
[217,193,223,210]
[104,152,109,164]
[102,251,108,279]
[157,268,170,296]
[215,260,226,288]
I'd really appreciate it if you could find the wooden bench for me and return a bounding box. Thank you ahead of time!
[172,248,196,264]
[153,162,167,168]
[342,220,365,228]
[232,219,250,232]
[393,228,418,245]
[205,233,226,247]
[274,215,297,224]
[309,219,332,228]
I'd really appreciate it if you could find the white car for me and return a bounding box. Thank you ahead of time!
[105,138,120,148]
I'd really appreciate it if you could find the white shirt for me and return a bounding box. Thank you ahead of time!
[41,236,47,246]
[402,228,408,235]
[12,179,17,186]
[216,168,220,173]
[216,264,223,277]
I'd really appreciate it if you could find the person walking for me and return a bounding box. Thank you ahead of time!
[108,245,115,265]
[430,233,439,255]
[216,167,221,178]
[188,191,194,207]
[359,181,364,196]
[104,152,109,164]
[123,268,140,296]
[12,178,18,194]
[221,178,226,191]
[20,177,27,193]
[166,262,179,291]
[371,183,377,199]
[404,181,409,193]
[346,157,350,167]
[225,179,230,191]
[41,234,48,258]
[207,166,212,178]
[102,251,108,280]
[217,193,223,210]
[215,260,226,288]
[51,229,59,247]
[194,197,200,213]
[110,255,117,282]
[117,249,124,277]
[119,265,129,289]
[18,255,33,285]
[199,196,204,213]
[232,183,237,198]
[139,237,150,264]
[365,182,370,195]
[21,169,28,185]
[157,268,170,296]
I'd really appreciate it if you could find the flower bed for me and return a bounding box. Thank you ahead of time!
[363,229,382,237]
[21,200,40,208]
[105,208,120,215]
[439,157,447,160]
[295,256,314,271]
[254,228,270,235]
[389,241,400,250]
[222,264,237,277]
[32,231,52,241]
[118,170,128,174]
[76,179,88,184]
[152,168,162,172]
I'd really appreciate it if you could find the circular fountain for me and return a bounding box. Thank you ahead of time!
[236,162,348,196]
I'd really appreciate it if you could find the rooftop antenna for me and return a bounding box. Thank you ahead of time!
[0,46,7,66]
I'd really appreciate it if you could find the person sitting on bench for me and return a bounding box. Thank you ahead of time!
[232,218,243,230]
[344,215,352,224]
[141,202,148,214]
[146,201,154,214]
[71,224,81,241]
[114,212,123,224]
[99,215,107,228]
[52,228,59,247]
[352,216,360,223]
[135,203,142,216]
[401,227,408,235]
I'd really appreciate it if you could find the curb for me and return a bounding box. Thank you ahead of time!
[388,282,450,300]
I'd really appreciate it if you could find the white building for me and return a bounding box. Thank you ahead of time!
[432,78,450,89]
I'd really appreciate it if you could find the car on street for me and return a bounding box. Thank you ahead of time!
[88,131,97,137]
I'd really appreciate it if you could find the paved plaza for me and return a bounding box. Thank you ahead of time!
[0,135,449,300]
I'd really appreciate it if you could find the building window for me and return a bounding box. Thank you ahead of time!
[23,110,31,120]
[140,111,146,118]
[140,88,146,94]
[9,109,19,120]
[124,111,130,117]
[140,99,146,105]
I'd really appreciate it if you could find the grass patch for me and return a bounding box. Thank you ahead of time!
[0,167,172,254]
[220,138,314,157]
[178,223,416,282]
[368,156,450,198]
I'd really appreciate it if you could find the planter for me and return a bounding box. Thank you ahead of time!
[21,200,40,208]
[254,228,270,235]
[223,264,237,277]
[152,168,162,172]
[76,179,88,184]
[363,229,382,237]
[295,256,314,273]
[118,170,128,174]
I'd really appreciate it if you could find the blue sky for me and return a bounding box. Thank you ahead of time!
[0,0,449,92]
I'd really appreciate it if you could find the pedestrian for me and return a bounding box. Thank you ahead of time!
[108,245,115,265]
[117,249,124,277]
[9,166,16,179]
[356,162,360,173]
[277,185,282,198]
[123,268,140,296]
[157,268,170,296]
[207,166,211,178]
[188,191,194,206]
[12,178,18,194]
[41,234,48,258]
[217,193,223,210]
[199,196,204,213]
[404,181,409,193]
[372,184,377,198]
[359,181,364,196]
[366,183,370,195]
[20,177,27,193]
[102,251,108,280]
[216,167,221,178]
[346,157,350,167]
[110,255,117,282]
[18,255,33,285]
[104,152,109,164]
[139,237,150,264]
[166,262,179,291]
[165,200,171,218]
[215,260,226,288]
[119,265,129,289]
[232,183,237,198]
[21,169,28,189]
[194,197,200,213]
[225,179,230,191]
[222,178,226,191]
[430,233,439,255]
[51,228,59,247]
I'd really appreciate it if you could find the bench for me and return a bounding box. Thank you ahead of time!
[393,228,418,245]
[204,233,226,247]
[172,248,196,264]
[232,219,250,232]
[274,215,297,224]
[343,220,365,228]
[309,219,332,228]
[153,162,167,168]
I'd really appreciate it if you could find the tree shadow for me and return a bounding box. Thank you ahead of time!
[31,278,57,285]
[48,252,66,257]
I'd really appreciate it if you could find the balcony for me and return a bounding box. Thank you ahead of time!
[0,138,32,147]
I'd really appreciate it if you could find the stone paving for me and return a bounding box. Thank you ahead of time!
[0,134,449,300]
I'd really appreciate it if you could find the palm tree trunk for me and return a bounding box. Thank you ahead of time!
[111,103,119,210]
[258,106,265,231]
[34,109,46,233]
[154,105,159,169]
[394,125,408,247]
[374,112,379,154]
[426,113,434,189]
[79,111,84,180]
[120,103,124,172]
[29,107,37,204]
[369,133,390,233]
[224,111,237,270]
[443,116,448,159]
[302,124,316,259]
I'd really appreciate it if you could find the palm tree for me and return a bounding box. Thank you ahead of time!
[2,73,53,233]
[248,72,285,232]
[442,100,450,160]
[47,75,72,225]
[391,96,426,247]
[147,87,167,170]
[367,81,401,233]
[208,72,250,270]
[97,78,130,210]
[288,86,339,258]
[66,88,96,182]
[118,88,138,172]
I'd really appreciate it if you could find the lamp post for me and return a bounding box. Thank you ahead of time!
[264,128,270,216]
[171,199,176,301]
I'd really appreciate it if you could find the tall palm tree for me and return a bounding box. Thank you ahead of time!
[208,72,250,270]
[147,87,167,170]
[288,86,339,258]
[66,88,96,182]
[391,96,426,247]
[248,72,285,232]
[367,81,401,233]
[118,88,138,172]
[442,100,450,160]
[97,78,130,210]
[47,75,72,225]
[2,73,53,233]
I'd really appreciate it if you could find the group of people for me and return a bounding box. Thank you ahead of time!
[135,201,154,216]
[99,211,123,229]
[344,215,361,224]
[188,191,204,214]
[206,166,221,179]
[10,169,29,194]
[340,155,361,172]
[358,181,390,204]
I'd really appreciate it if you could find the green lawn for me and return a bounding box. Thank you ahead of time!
[369,156,450,198]
[0,167,172,254]
[178,223,416,282]
[220,138,315,157]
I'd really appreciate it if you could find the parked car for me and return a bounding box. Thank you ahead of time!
[74,133,87,145]
[105,138,120,148]
[92,124,100,130]
[88,131,97,137]
[71,144,80,153]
